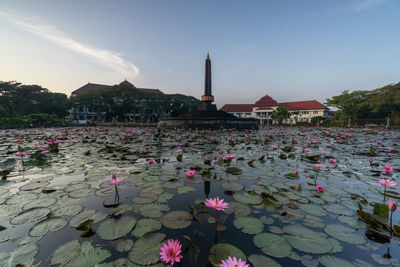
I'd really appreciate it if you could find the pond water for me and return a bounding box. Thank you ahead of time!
[0,126,399,266]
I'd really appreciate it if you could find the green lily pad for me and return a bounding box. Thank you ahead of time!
[97,216,137,241]
[324,224,366,245]
[29,217,68,237]
[221,182,244,191]
[0,243,39,267]
[233,216,264,234]
[11,207,51,225]
[177,186,196,194]
[253,233,292,258]
[319,255,356,267]
[19,181,50,191]
[161,210,192,229]
[22,197,57,210]
[139,204,169,218]
[233,192,263,205]
[53,204,83,217]
[208,243,246,267]
[224,202,251,217]
[128,232,165,265]
[131,218,162,238]
[248,254,282,267]
[284,225,332,254]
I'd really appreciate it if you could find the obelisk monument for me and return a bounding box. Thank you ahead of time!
[198,53,217,111]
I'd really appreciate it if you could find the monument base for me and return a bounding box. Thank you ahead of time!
[197,103,217,111]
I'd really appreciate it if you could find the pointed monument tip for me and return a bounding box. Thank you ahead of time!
[206,53,210,60]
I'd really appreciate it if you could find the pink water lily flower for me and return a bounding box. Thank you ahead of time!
[220,256,249,267]
[328,158,336,164]
[40,150,49,155]
[159,239,183,266]
[378,179,396,187]
[388,201,397,212]
[175,149,183,153]
[315,184,326,192]
[224,154,235,160]
[384,165,394,173]
[205,197,229,211]
[313,163,326,168]
[15,151,27,157]
[108,174,124,186]
[148,159,155,164]
[185,170,196,178]
[271,145,277,149]
[304,148,311,152]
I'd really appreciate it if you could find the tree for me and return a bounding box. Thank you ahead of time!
[0,81,46,117]
[271,106,291,124]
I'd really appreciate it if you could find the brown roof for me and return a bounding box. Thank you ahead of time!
[255,107,273,111]
[279,100,326,110]
[220,104,254,112]
[254,95,279,107]
[71,80,164,96]
[71,83,109,95]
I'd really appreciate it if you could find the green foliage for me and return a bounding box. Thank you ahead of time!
[326,82,400,122]
[271,106,291,123]
[0,81,68,118]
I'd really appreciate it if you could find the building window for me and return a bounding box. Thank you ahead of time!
[313,111,318,114]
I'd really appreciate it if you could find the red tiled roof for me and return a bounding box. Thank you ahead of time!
[220,104,254,112]
[254,95,279,107]
[255,107,273,111]
[279,100,326,110]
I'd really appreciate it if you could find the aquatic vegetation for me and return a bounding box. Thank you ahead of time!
[159,239,183,266]
[0,126,398,266]
[220,256,249,267]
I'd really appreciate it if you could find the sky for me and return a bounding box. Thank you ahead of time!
[0,0,399,108]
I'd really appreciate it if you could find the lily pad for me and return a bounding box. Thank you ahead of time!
[324,224,366,245]
[208,243,246,267]
[11,207,51,225]
[139,204,169,218]
[29,217,68,237]
[22,197,57,210]
[221,182,244,191]
[319,255,356,267]
[128,232,165,265]
[53,204,83,217]
[0,243,39,267]
[97,216,137,240]
[233,216,264,234]
[248,254,281,267]
[253,233,292,258]
[131,218,162,238]
[284,225,332,254]
[161,210,192,229]
[233,192,263,205]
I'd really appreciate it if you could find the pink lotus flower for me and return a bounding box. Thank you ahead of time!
[378,179,396,187]
[175,149,183,153]
[220,256,249,267]
[148,159,155,164]
[294,169,299,174]
[271,145,277,149]
[108,174,124,186]
[315,184,326,192]
[321,152,326,156]
[384,165,394,173]
[40,150,49,155]
[304,148,311,152]
[219,150,224,154]
[213,155,218,160]
[186,170,196,178]
[15,152,27,157]
[159,239,183,266]
[328,158,336,164]
[224,154,235,160]
[204,197,229,211]
[313,163,326,168]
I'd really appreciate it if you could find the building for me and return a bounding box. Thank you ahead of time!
[69,80,167,123]
[220,94,329,125]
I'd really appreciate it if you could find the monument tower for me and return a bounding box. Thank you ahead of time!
[198,53,217,111]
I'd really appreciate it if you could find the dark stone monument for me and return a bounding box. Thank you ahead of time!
[158,54,258,130]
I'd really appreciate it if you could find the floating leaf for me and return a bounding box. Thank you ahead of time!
[19,181,50,191]
[139,204,169,218]
[248,254,281,267]
[233,192,263,205]
[97,216,137,241]
[161,210,192,229]
[131,218,161,238]
[319,255,356,267]
[1,243,39,267]
[128,232,165,265]
[253,233,291,258]
[233,216,264,234]
[284,225,332,254]
[29,217,68,237]
[177,186,196,194]
[115,239,134,252]
[11,207,51,225]
[22,197,57,210]
[225,167,242,175]
[221,182,244,191]
[208,243,246,267]
[324,224,366,245]
[50,240,81,265]
[224,202,251,217]
[53,204,83,217]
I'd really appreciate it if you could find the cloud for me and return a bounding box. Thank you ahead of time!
[354,0,390,11]
[0,10,139,77]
